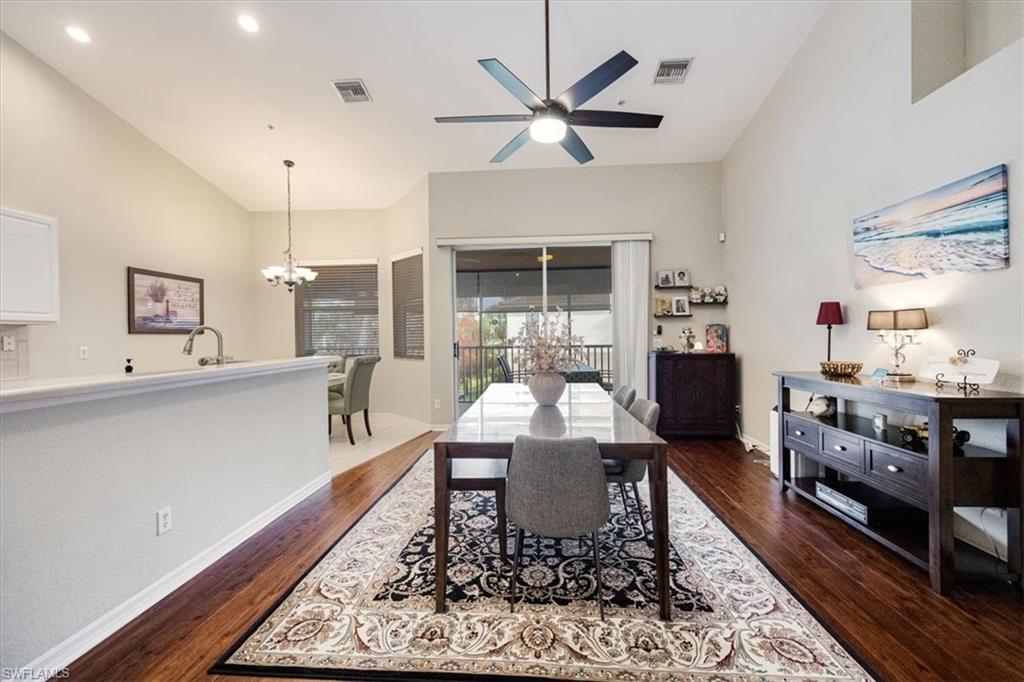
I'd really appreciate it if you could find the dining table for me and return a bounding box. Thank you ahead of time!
[432,382,672,620]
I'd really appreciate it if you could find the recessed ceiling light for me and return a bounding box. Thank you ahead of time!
[65,26,91,44]
[237,15,259,33]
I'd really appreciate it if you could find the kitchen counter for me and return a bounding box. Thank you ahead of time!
[0,356,338,413]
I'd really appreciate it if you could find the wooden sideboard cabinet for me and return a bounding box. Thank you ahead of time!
[648,352,736,438]
[776,371,1023,596]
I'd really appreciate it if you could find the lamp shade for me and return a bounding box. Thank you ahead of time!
[867,309,895,330]
[894,307,928,330]
[816,301,844,325]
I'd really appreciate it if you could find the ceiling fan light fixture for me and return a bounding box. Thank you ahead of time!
[529,113,567,143]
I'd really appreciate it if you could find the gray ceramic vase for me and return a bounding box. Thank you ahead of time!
[527,371,566,406]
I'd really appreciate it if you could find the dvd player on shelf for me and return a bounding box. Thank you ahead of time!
[813,480,907,527]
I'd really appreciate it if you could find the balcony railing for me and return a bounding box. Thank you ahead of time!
[457,343,613,404]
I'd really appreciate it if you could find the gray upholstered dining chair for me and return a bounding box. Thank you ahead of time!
[328,355,380,445]
[604,398,660,537]
[506,435,610,619]
[611,385,636,410]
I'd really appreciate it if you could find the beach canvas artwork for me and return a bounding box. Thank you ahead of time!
[852,165,1009,288]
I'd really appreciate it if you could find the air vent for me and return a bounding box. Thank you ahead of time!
[653,58,692,85]
[332,79,372,103]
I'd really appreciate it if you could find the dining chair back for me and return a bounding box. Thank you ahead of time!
[611,385,636,410]
[506,434,610,618]
[628,398,660,432]
[496,354,513,383]
[603,398,661,539]
[328,355,380,444]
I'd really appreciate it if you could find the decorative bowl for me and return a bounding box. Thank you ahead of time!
[820,361,862,377]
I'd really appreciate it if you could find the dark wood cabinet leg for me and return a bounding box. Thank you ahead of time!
[434,444,450,612]
[928,403,954,595]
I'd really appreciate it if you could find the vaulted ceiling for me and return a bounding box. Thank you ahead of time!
[0,1,828,209]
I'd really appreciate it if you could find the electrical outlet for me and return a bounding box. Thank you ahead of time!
[79,346,89,359]
[433,398,441,409]
[156,507,172,535]
[1,335,14,352]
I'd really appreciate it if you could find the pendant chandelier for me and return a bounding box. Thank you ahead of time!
[261,159,317,292]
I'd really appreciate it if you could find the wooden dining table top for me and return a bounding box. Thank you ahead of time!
[435,383,666,448]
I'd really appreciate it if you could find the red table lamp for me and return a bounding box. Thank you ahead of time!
[816,301,844,361]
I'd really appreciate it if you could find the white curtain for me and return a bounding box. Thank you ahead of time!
[612,240,650,398]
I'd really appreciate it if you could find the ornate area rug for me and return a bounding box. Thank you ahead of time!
[212,453,872,681]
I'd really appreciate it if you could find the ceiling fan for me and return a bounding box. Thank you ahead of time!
[434,0,662,164]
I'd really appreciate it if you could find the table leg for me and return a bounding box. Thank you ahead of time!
[648,443,671,620]
[1007,415,1022,601]
[777,377,790,493]
[434,444,450,613]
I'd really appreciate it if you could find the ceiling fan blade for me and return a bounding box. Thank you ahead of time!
[435,114,533,123]
[556,51,638,111]
[570,110,663,128]
[491,128,531,163]
[559,127,594,165]
[478,58,546,110]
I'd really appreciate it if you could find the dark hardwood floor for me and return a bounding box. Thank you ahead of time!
[66,435,1022,681]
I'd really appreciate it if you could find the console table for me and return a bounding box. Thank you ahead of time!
[775,371,1022,596]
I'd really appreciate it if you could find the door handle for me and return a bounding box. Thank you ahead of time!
[886,464,902,473]
[794,430,804,436]
[833,445,846,452]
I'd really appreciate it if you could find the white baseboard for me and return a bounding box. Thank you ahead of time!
[738,432,770,454]
[21,470,331,679]
[430,423,451,431]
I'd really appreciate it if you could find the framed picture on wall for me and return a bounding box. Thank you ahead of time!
[128,267,204,334]
[671,296,691,316]
[656,270,674,288]
[673,269,691,287]
[655,297,672,316]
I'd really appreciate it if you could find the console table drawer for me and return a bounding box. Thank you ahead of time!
[867,444,927,503]
[819,429,864,473]
[783,415,818,451]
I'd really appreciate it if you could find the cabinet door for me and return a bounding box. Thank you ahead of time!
[1,208,59,323]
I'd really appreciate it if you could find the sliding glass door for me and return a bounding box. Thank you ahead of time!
[453,245,612,413]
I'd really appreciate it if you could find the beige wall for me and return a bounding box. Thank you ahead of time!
[247,186,432,423]
[0,34,254,378]
[723,1,1023,443]
[966,0,1024,69]
[247,208,385,362]
[427,163,726,425]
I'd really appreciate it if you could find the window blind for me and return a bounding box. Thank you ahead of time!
[392,254,424,358]
[294,264,379,356]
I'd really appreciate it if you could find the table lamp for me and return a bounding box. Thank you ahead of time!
[816,301,844,362]
[867,308,928,383]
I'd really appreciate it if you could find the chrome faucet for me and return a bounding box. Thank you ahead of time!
[182,326,225,366]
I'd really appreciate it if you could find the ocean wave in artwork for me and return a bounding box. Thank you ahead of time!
[852,165,1009,287]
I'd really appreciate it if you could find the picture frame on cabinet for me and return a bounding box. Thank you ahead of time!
[706,324,729,353]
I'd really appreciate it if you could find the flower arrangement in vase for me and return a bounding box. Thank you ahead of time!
[513,310,582,406]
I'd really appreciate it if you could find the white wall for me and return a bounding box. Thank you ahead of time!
[0,367,330,671]
[427,163,726,425]
[723,1,1024,443]
[0,34,254,378]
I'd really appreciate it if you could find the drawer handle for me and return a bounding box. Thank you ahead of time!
[886,464,903,473]
[794,430,804,436]
[833,445,846,452]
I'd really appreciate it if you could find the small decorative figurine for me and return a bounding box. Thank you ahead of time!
[678,327,696,353]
